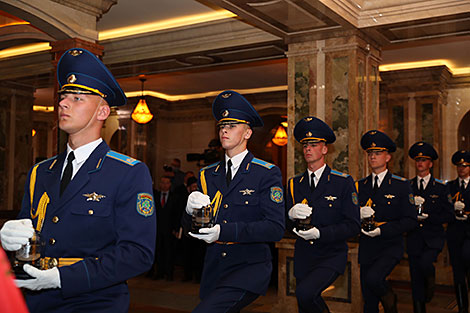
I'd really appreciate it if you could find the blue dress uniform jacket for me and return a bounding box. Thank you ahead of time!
[196,152,285,299]
[17,141,156,313]
[286,166,360,277]
[357,172,417,264]
[406,176,453,255]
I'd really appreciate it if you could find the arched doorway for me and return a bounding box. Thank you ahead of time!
[458,110,470,151]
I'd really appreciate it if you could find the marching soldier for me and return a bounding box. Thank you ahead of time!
[184,90,285,312]
[447,150,470,313]
[406,142,453,313]
[286,116,360,313]
[357,130,417,313]
[0,48,156,312]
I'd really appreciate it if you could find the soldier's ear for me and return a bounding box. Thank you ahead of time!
[244,126,252,140]
[385,152,392,163]
[97,103,111,121]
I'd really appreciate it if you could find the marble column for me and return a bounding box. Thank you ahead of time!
[50,39,104,154]
[0,82,34,211]
[286,34,381,181]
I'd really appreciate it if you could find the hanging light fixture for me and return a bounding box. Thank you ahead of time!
[131,77,153,124]
[272,125,288,146]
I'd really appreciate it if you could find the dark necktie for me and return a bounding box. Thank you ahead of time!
[161,193,166,207]
[226,159,232,187]
[462,180,466,192]
[60,152,75,195]
[310,173,316,192]
[373,175,379,192]
[419,178,425,193]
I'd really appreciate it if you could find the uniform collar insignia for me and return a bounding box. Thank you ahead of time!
[325,195,337,201]
[384,194,395,199]
[240,188,255,195]
[83,192,106,202]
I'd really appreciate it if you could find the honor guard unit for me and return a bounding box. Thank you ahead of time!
[406,142,453,313]
[286,116,360,313]
[357,130,417,313]
[0,48,156,313]
[184,90,285,313]
[447,150,470,313]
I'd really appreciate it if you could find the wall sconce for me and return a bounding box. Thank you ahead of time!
[272,125,287,146]
[131,77,153,124]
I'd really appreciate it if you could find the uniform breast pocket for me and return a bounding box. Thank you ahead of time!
[234,197,260,220]
[70,203,113,246]
[71,202,112,218]
[314,198,340,225]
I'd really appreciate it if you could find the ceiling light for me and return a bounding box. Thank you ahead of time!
[272,125,288,146]
[131,77,153,124]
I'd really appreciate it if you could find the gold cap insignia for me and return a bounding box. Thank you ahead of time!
[371,142,376,147]
[221,93,231,99]
[305,117,313,122]
[418,152,423,156]
[67,74,77,84]
[68,49,83,57]
[306,132,312,137]
[222,110,229,117]
[461,158,464,163]
[370,131,377,135]
[418,142,424,146]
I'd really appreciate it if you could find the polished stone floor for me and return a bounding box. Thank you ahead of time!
[128,267,461,313]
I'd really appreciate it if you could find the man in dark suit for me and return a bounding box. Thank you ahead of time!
[406,142,453,313]
[286,116,360,313]
[0,48,156,313]
[184,90,285,313]
[155,176,181,280]
[357,130,417,313]
[447,150,470,313]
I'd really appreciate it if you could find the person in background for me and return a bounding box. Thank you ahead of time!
[446,150,470,313]
[406,142,453,313]
[0,247,29,313]
[286,116,360,313]
[357,130,417,313]
[0,47,156,313]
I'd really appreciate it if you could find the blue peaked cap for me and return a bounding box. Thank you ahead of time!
[294,116,336,144]
[57,48,126,107]
[212,90,263,127]
[408,141,438,160]
[361,130,396,152]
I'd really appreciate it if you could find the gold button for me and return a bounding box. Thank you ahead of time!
[419,224,423,227]
[387,202,390,205]
[49,238,56,245]
[221,252,227,257]
[329,204,332,207]
[88,210,94,215]
[245,201,249,205]
[52,216,59,223]
[373,204,376,207]
[309,240,314,245]
[224,204,228,209]
[223,220,227,224]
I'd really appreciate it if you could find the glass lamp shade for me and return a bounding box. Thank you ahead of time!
[131,98,153,124]
[272,125,288,146]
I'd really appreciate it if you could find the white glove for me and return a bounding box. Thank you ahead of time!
[414,196,425,206]
[288,203,312,220]
[360,206,375,219]
[456,215,468,221]
[0,219,35,251]
[417,213,429,221]
[186,191,211,215]
[189,224,220,243]
[293,227,320,240]
[15,264,61,290]
[455,201,466,211]
[361,228,381,238]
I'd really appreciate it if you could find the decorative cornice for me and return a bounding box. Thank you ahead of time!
[51,0,117,18]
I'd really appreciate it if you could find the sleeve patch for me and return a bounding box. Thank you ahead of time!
[352,192,358,205]
[409,194,415,205]
[136,193,154,217]
[270,186,283,203]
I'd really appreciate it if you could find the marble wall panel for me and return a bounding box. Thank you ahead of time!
[421,102,434,144]
[391,106,405,176]
[294,60,310,174]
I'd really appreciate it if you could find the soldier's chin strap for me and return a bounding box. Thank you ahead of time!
[29,162,50,232]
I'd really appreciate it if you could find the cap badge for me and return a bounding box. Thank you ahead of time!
[222,110,229,117]
[371,142,376,147]
[461,158,464,163]
[370,131,377,135]
[306,132,312,137]
[68,49,83,57]
[418,142,424,146]
[418,152,423,156]
[221,93,232,99]
[305,117,313,122]
[67,74,77,84]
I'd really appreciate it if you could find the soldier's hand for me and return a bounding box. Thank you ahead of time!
[288,203,312,220]
[414,196,425,206]
[361,228,381,238]
[186,191,211,215]
[454,201,465,211]
[360,206,375,220]
[189,224,220,243]
[0,219,34,251]
[15,264,61,290]
[417,213,429,220]
[293,227,320,240]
